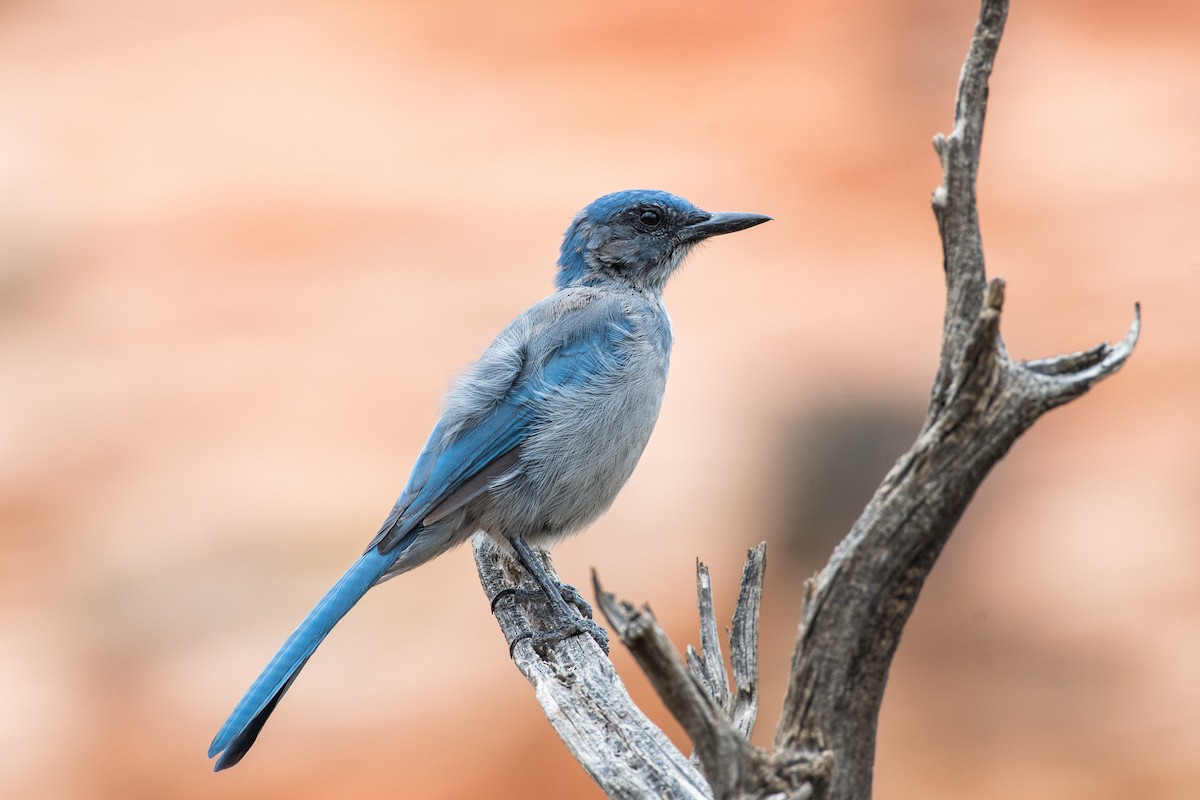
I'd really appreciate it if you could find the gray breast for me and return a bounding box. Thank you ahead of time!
[482,290,672,543]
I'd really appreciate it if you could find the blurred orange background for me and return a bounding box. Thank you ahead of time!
[2,1,1197,798]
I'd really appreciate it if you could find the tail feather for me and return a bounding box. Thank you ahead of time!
[209,548,394,770]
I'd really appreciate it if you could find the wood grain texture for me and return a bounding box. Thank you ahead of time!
[474,2,1138,797]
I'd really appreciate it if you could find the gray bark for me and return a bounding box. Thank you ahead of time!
[473,1,1139,797]
[474,537,712,799]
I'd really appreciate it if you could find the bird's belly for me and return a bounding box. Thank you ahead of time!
[480,359,668,543]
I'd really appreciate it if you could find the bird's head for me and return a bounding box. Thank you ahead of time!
[555,189,770,292]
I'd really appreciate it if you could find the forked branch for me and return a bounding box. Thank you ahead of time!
[475,1,1138,798]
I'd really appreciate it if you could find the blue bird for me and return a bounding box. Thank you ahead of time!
[208,189,770,770]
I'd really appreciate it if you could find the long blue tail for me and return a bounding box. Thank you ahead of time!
[208,548,394,770]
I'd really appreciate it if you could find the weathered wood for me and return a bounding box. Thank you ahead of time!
[772,3,1138,798]
[473,534,711,800]
[475,2,1138,798]
[596,550,794,800]
[727,545,765,741]
[689,561,732,714]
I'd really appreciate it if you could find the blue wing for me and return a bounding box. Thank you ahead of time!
[210,292,632,770]
[369,293,633,553]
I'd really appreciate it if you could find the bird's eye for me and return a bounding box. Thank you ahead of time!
[638,209,662,228]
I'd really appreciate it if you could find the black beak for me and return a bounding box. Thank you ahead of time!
[680,211,772,242]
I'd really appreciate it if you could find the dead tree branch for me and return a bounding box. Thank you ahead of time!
[474,1,1138,797]
[474,535,711,800]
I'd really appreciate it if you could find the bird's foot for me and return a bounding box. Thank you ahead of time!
[488,586,524,612]
[490,582,607,656]
[488,583,593,619]
[496,536,609,657]
[556,581,594,619]
[508,616,610,657]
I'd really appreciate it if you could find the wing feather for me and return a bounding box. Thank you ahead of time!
[369,293,631,553]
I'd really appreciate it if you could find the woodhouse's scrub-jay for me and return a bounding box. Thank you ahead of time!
[209,189,770,770]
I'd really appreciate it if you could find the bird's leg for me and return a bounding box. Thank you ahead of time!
[505,536,609,655]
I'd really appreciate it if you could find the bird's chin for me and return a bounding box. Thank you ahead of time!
[644,245,693,290]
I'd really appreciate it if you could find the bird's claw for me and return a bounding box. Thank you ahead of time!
[556,582,594,619]
[488,586,520,612]
[489,583,593,619]
[508,617,610,658]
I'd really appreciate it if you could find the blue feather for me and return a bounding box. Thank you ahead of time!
[208,548,395,770]
[370,298,633,553]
